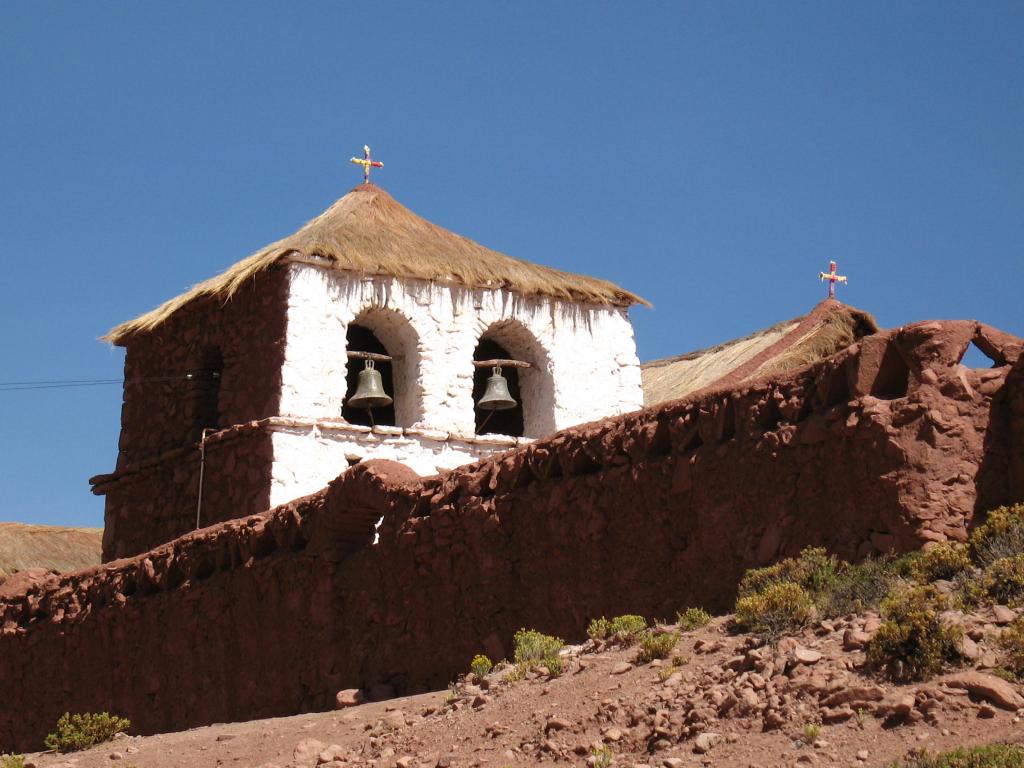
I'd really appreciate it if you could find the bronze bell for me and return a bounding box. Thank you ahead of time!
[477,366,517,411]
[347,360,393,410]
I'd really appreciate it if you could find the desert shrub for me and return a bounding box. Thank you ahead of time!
[911,542,973,584]
[997,618,1024,678]
[588,614,647,644]
[735,582,814,639]
[635,629,679,664]
[891,744,1024,768]
[984,555,1024,605]
[470,654,493,679]
[591,745,613,768]
[971,504,1024,567]
[513,628,564,676]
[44,712,130,753]
[867,587,961,682]
[738,547,839,599]
[677,607,712,631]
[820,556,899,617]
[801,722,821,745]
[1,755,25,768]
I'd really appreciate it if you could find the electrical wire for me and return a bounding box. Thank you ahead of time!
[0,374,212,392]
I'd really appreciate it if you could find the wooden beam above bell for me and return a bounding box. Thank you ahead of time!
[472,358,532,369]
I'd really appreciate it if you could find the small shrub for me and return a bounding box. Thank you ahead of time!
[801,722,821,745]
[470,654,493,679]
[1,755,25,768]
[820,556,898,617]
[635,629,679,664]
[658,662,681,682]
[735,582,814,639]
[911,542,973,584]
[890,743,1024,768]
[867,587,961,682]
[992,667,1018,683]
[513,628,564,677]
[738,547,839,599]
[984,555,1024,605]
[971,504,1024,567]
[587,614,647,644]
[591,744,613,768]
[44,712,131,753]
[677,607,712,631]
[997,618,1024,678]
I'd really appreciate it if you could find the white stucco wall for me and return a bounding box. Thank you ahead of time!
[272,260,642,503]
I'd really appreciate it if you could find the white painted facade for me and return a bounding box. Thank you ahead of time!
[270,259,643,505]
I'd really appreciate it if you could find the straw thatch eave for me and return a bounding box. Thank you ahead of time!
[104,184,647,346]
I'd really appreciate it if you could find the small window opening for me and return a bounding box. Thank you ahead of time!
[343,324,396,427]
[473,339,524,437]
[190,347,222,443]
[870,344,910,400]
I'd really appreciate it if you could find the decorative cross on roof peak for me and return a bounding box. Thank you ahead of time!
[350,145,384,184]
[818,260,848,298]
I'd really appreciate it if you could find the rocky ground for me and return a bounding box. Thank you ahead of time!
[0,524,101,585]
[16,602,1024,768]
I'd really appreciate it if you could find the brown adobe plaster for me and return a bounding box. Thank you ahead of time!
[1,319,1022,751]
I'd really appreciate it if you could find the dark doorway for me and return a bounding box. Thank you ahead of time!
[343,324,396,427]
[473,338,524,437]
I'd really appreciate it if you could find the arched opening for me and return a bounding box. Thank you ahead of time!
[189,346,222,443]
[343,324,395,427]
[472,320,555,439]
[341,308,422,428]
[473,339,524,437]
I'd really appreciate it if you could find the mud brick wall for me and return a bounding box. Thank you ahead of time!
[94,267,289,561]
[2,319,1022,752]
[113,267,288,464]
[97,426,275,561]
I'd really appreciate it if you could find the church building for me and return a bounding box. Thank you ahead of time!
[91,157,646,560]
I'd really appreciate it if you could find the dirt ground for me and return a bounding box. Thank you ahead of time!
[17,611,1024,768]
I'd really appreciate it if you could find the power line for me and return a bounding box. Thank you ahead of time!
[0,374,212,392]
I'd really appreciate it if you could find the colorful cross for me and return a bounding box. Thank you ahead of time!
[818,260,848,298]
[350,145,384,184]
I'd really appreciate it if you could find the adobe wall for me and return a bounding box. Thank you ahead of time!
[95,426,274,561]
[2,319,1021,752]
[95,268,289,561]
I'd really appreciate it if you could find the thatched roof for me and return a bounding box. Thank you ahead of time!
[641,299,879,406]
[105,184,647,345]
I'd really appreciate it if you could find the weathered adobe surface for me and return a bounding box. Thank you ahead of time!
[1,318,1022,752]
[95,267,288,561]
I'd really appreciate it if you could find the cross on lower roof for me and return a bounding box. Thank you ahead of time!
[350,145,383,184]
[818,260,848,298]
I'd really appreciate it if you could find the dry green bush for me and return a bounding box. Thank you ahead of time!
[997,618,1024,679]
[44,712,130,753]
[513,628,564,677]
[971,504,1024,567]
[911,542,973,583]
[586,614,647,644]
[738,547,839,599]
[984,555,1024,605]
[735,582,814,639]
[867,586,961,682]
[891,744,1024,768]
[676,607,712,631]
[635,629,679,664]
[1,755,25,768]
[470,654,492,679]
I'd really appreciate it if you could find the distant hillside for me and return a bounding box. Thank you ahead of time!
[0,523,102,582]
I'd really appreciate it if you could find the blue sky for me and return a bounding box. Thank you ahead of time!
[1,1,1022,528]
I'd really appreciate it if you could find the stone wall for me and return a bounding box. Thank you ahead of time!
[95,426,274,561]
[4,319,1021,752]
[94,268,289,560]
